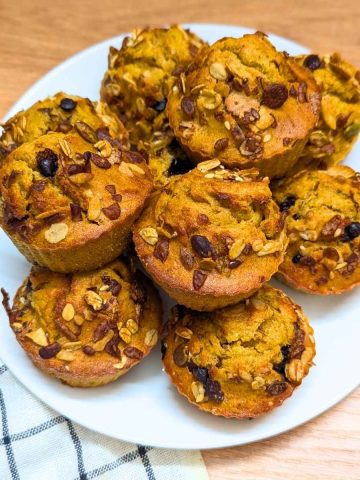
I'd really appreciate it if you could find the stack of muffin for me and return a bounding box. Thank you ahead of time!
[1,26,359,419]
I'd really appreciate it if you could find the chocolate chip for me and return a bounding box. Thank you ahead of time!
[342,222,360,241]
[205,378,224,403]
[267,381,287,396]
[173,344,188,367]
[188,362,209,384]
[112,194,122,202]
[82,345,95,356]
[124,346,143,360]
[292,253,302,264]
[193,270,207,290]
[303,54,322,71]
[180,247,194,270]
[60,97,77,111]
[279,195,296,212]
[38,342,61,359]
[152,99,167,112]
[190,235,213,258]
[36,149,58,177]
[262,83,288,109]
[102,275,121,296]
[229,259,241,269]
[214,138,229,152]
[168,157,194,176]
[70,203,82,222]
[273,344,291,375]
[102,203,121,220]
[88,152,112,169]
[154,238,169,263]
[181,97,195,117]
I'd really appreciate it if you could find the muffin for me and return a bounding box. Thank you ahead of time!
[162,285,315,418]
[1,259,162,387]
[148,138,195,189]
[100,25,206,149]
[273,166,360,294]
[293,53,360,171]
[0,131,153,273]
[133,161,287,310]
[167,32,321,179]
[0,92,128,158]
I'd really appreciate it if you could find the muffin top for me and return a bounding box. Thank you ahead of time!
[0,131,153,250]
[100,25,206,148]
[133,161,287,301]
[295,53,360,168]
[162,285,315,418]
[0,92,128,157]
[273,165,360,294]
[3,259,161,383]
[167,32,320,178]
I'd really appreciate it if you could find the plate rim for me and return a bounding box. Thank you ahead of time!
[1,23,359,450]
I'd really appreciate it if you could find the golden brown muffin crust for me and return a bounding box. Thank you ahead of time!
[133,162,287,310]
[292,53,360,172]
[2,259,162,387]
[100,25,206,150]
[273,165,360,294]
[167,32,320,179]
[162,285,315,418]
[0,131,153,272]
[0,92,128,158]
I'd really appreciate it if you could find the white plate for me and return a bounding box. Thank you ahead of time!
[0,24,359,450]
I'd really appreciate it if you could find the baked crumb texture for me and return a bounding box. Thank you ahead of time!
[162,285,315,418]
[167,32,321,179]
[3,259,162,387]
[133,162,287,310]
[273,165,360,294]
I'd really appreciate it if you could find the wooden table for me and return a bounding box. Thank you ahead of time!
[1,1,359,478]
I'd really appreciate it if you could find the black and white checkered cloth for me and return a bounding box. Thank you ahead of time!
[0,362,208,480]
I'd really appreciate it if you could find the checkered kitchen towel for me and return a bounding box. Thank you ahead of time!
[0,362,208,480]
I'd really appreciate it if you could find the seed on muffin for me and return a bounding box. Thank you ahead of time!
[133,165,287,310]
[162,285,315,418]
[2,259,162,387]
[273,165,360,294]
[167,32,320,178]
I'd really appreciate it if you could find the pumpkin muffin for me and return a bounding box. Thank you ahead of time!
[293,53,360,172]
[0,92,128,158]
[273,166,360,294]
[148,138,195,189]
[1,259,162,387]
[100,25,206,150]
[162,285,315,418]
[0,131,153,273]
[167,32,320,179]
[133,161,287,311]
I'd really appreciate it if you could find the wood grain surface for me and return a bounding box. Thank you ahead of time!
[0,1,359,478]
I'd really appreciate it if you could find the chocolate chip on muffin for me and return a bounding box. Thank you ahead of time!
[2,259,162,387]
[162,285,315,418]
